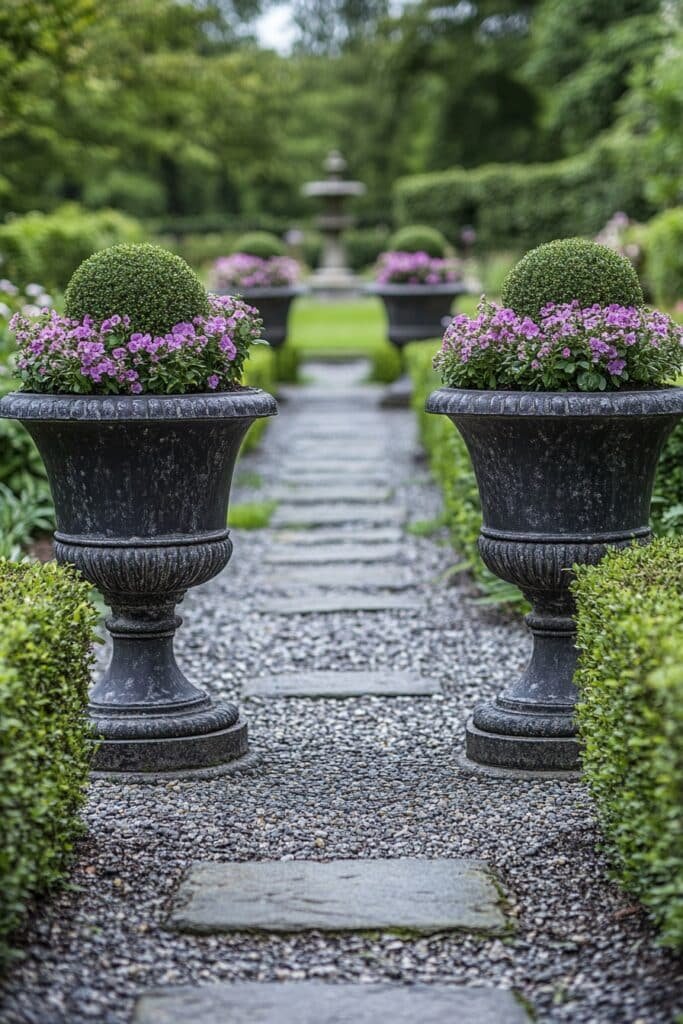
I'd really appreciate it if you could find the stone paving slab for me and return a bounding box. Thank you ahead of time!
[169,858,508,935]
[265,543,401,565]
[272,505,405,528]
[273,527,403,545]
[243,670,440,698]
[259,591,421,614]
[271,486,392,504]
[279,474,392,489]
[282,565,414,589]
[134,981,530,1024]
[289,445,388,460]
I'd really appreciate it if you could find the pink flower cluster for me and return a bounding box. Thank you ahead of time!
[10,294,264,395]
[375,250,462,286]
[212,253,300,291]
[434,299,683,392]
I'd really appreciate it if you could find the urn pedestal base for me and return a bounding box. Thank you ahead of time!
[90,708,248,774]
[465,715,579,772]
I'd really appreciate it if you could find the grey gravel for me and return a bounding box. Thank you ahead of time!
[0,359,680,1024]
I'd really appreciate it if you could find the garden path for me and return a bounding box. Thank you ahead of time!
[0,360,680,1024]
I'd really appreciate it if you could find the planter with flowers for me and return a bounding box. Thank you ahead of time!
[368,225,465,406]
[0,243,277,776]
[427,238,683,772]
[211,231,304,350]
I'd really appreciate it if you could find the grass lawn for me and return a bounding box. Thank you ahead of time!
[285,294,479,381]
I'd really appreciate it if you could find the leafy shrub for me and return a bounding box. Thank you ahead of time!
[0,204,143,292]
[241,345,276,453]
[159,231,239,271]
[406,342,522,605]
[573,540,683,948]
[232,231,285,260]
[501,239,644,320]
[652,418,683,536]
[388,225,448,258]
[0,561,97,966]
[393,137,651,254]
[643,207,683,309]
[64,243,209,337]
[344,226,391,271]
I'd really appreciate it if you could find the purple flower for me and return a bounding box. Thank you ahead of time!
[207,374,220,390]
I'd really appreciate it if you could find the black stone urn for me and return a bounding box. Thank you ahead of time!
[426,387,683,772]
[0,389,277,775]
[369,283,466,407]
[238,287,304,349]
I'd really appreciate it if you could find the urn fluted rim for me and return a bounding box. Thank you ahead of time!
[426,385,683,419]
[0,387,278,423]
[366,282,468,299]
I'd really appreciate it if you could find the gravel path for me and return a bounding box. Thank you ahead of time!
[1,360,680,1024]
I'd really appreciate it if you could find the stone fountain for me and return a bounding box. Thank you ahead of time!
[302,150,365,296]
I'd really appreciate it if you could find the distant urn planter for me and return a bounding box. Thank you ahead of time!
[0,389,276,774]
[426,387,683,772]
[369,282,466,407]
[236,287,304,349]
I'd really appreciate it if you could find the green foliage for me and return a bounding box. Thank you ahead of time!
[232,231,285,259]
[573,539,683,948]
[388,225,448,258]
[652,419,683,537]
[501,238,644,319]
[344,226,391,271]
[228,500,277,529]
[0,205,143,291]
[161,231,238,272]
[406,341,523,606]
[643,208,683,309]
[0,560,97,966]
[241,345,276,453]
[0,483,53,561]
[394,138,652,254]
[273,345,301,384]
[64,243,209,336]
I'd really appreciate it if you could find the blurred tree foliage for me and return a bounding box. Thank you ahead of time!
[0,0,678,229]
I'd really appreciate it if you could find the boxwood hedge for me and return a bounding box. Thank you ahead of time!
[572,539,682,948]
[393,137,651,254]
[0,561,97,967]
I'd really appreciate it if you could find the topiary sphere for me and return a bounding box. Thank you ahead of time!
[233,231,285,260]
[64,243,209,336]
[389,225,448,258]
[501,238,644,320]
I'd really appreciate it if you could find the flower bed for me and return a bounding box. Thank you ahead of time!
[0,561,97,966]
[211,253,301,291]
[573,539,683,948]
[11,293,263,395]
[435,299,682,392]
[374,250,461,286]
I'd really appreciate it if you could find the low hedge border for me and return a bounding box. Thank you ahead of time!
[573,539,683,948]
[0,560,98,967]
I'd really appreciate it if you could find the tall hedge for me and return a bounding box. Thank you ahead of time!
[394,137,651,253]
[573,540,683,948]
[0,561,97,966]
[0,203,143,291]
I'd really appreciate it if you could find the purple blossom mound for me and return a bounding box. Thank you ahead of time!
[375,250,462,287]
[11,294,264,396]
[211,254,301,291]
[434,299,683,392]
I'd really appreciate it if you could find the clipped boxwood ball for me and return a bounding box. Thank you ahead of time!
[502,238,644,320]
[389,224,448,258]
[64,243,209,336]
[233,231,285,259]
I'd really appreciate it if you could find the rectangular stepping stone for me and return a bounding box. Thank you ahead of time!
[274,527,403,545]
[282,565,413,589]
[169,858,508,935]
[134,981,531,1024]
[272,505,405,528]
[243,670,440,698]
[259,592,421,614]
[265,544,401,564]
[272,486,392,504]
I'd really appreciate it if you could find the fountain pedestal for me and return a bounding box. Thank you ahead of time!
[302,151,365,298]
